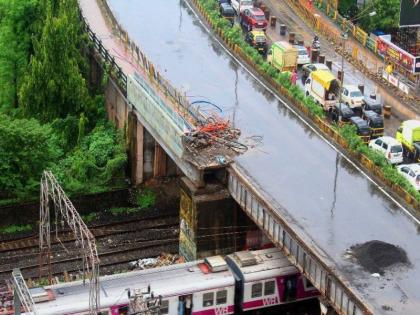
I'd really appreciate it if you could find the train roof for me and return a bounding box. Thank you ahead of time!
[226,248,298,282]
[31,260,234,315]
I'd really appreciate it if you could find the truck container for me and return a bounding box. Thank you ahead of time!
[304,70,340,111]
[266,41,298,73]
[396,120,420,161]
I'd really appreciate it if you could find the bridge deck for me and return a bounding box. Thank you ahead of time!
[82,0,420,313]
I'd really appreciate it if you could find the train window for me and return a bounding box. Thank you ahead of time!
[160,300,169,314]
[264,281,275,295]
[216,290,227,305]
[203,292,214,307]
[305,278,315,289]
[251,283,262,298]
[98,312,109,315]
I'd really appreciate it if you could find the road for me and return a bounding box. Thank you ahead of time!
[103,0,420,313]
[262,0,411,134]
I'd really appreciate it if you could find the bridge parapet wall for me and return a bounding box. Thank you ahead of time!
[227,164,372,315]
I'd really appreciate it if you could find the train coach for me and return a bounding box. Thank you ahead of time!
[23,248,319,315]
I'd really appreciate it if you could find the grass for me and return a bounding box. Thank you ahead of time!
[136,188,156,209]
[109,207,140,216]
[81,212,98,223]
[0,224,32,234]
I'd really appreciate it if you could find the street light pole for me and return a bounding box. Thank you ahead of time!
[338,29,348,123]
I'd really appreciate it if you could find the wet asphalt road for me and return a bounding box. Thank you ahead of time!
[108,0,420,313]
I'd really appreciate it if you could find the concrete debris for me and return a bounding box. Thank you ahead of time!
[129,253,184,270]
[184,116,246,154]
[349,240,410,275]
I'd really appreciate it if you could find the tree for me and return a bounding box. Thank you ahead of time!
[52,124,127,194]
[0,0,40,112]
[358,0,400,33]
[0,114,61,198]
[19,0,91,122]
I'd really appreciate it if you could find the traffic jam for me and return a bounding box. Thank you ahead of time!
[217,0,420,192]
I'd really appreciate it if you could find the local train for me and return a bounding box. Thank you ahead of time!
[24,248,319,315]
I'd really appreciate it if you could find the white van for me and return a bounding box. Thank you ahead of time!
[231,0,254,14]
[368,136,403,164]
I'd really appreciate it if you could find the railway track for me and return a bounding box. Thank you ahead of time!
[0,237,179,280]
[0,214,180,281]
[0,214,177,253]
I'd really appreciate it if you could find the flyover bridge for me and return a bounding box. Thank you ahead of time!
[79,0,420,314]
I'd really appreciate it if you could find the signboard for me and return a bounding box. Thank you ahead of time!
[400,0,420,27]
[377,36,419,73]
[179,188,197,261]
[127,72,192,159]
[416,57,420,73]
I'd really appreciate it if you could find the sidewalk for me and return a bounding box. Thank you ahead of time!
[262,0,420,132]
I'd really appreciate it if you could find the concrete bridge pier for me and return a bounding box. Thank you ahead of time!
[179,176,250,261]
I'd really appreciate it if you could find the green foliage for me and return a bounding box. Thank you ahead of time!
[0,224,32,234]
[358,0,400,33]
[0,0,40,113]
[136,188,156,209]
[0,0,127,202]
[337,0,359,18]
[19,0,91,122]
[0,114,61,197]
[52,124,127,195]
[81,212,98,223]
[109,207,140,216]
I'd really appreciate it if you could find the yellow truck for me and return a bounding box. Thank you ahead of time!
[304,70,340,111]
[396,120,420,161]
[266,41,297,72]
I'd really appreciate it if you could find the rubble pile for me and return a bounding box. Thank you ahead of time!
[129,253,185,270]
[348,240,410,275]
[184,117,246,153]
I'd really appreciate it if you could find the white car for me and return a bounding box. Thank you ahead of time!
[397,164,420,191]
[295,45,310,66]
[231,0,254,14]
[341,85,364,109]
[368,136,403,164]
[301,63,329,79]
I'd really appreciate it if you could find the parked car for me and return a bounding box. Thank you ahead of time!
[329,103,355,124]
[294,45,310,66]
[397,164,420,191]
[240,8,267,32]
[362,110,384,138]
[220,3,235,24]
[362,96,382,115]
[349,116,371,143]
[301,63,329,80]
[368,136,403,164]
[231,0,253,14]
[341,85,364,109]
[245,30,267,54]
[218,0,230,4]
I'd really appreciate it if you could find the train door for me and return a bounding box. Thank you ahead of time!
[178,295,193,315]
[233,277,243,314]
[283,275,297,302]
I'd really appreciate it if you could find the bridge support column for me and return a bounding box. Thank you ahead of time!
[128,112,144,185]
[153,142,167,177]
[179,177,248,261]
